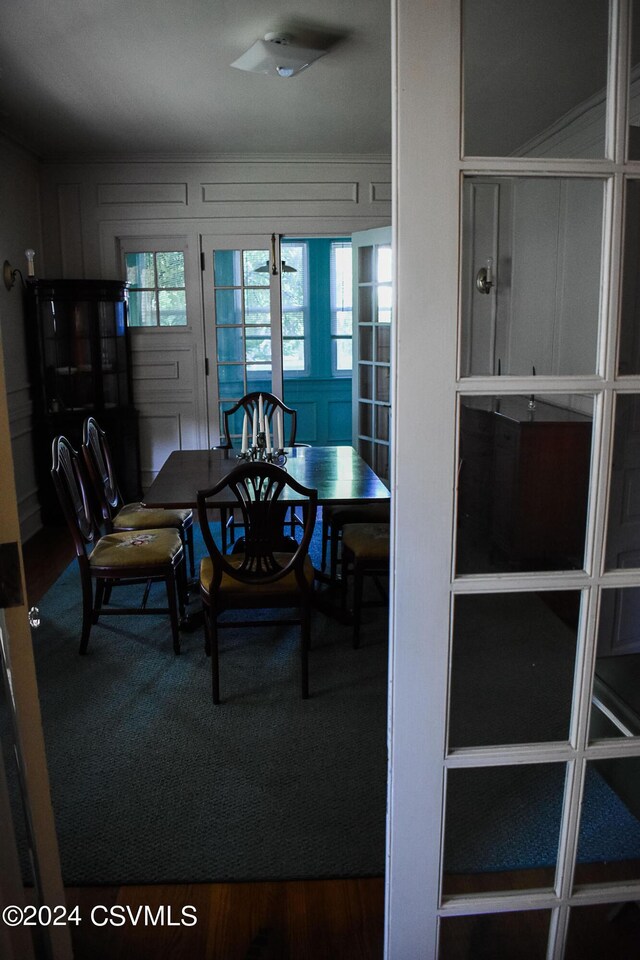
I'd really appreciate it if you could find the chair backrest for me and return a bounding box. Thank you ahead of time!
[51,435,99,557]
[82,416,122,525]
[197,462,317,589]
[220,392,297,449]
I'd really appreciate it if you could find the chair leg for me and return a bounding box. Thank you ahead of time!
[220,507,228,554]
[177,555,187,620]
[330,524,341,581]
[321,511,329,572]
[103,579,113,605]
[353,565,364,650]
[165,572,181,655]
[185,525,195,579]
[80,574,94,654]
[94,578,106,616]
[210,613,220,704]
[301,602,310,700]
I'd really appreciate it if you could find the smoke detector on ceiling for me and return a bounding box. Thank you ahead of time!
[231,31,327,78]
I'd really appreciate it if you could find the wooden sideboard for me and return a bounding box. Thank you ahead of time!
[458,396,592,572]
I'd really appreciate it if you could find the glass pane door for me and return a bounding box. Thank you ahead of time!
[202,236,283,445]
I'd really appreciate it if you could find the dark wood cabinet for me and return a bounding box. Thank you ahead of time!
[26,278,140,523]
[458,397,592,572]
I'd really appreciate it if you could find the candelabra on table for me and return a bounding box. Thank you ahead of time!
[236,431,287,467]
[236,396,287,467]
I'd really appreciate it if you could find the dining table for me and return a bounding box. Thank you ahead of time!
[142,445,390,625]
[142,445,390,511]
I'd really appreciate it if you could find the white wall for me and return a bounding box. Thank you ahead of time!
[0,135,44,541]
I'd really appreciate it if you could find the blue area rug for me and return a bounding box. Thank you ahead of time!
[27,519,389,885]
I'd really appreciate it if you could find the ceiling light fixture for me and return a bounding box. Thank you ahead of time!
[231,32,326,79]
[254,260,297,274]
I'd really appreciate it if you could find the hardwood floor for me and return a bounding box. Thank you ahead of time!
[22,526,386,960]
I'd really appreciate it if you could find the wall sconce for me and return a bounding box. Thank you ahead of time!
[3,249,36,291]
[476,257,494,294]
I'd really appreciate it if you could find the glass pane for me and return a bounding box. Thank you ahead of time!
[245,336,272,364]
[376,405,389,442]
[376,325,390,363]
[244,288,271,325]
[574,758,640,886]
[360,325,373,362]
[605,395,640,570]
[443,764,564,895]
[333,311,352,336]
[214,249,241,287]
[359,364,372,400]
[243,249,270,286]
[358,285,373,324]
[456,395,593,575]
[359,402,372,437]
[377,285,392,324]
[283,310,304,336]
[377,246,392,283]
[128,289,156,327]
[216,326,243,363]
[358,246,373,284]
[461,176,604,376]
[566,903,640,960]
[125,252,154,288]
[335,338,352,371]
[628,3,640,161]
[463,0,609,158]
[591,588,640,740]
[619,183,640,372]
[217,364,245,400]
[439,911,551,960]
[376,365,390,403]
[283,339,304,371]
[450,593,579,749]
[155,251,185,288]
[374,443,389,481]
[158,289,187,326]
[215,288,242,326]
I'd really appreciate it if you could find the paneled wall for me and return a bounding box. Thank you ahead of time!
[38,157,391,489]
[0,136,44,541]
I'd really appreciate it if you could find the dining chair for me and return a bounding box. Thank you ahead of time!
[217,392,300,552]
[197,461,318,703]
[51,435,186,655]
[82,416,195,578]
[341,522,390,648]
[321,501,390,581]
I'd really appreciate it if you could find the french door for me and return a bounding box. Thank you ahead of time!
[389,0,640,957]
[201,234,283,446]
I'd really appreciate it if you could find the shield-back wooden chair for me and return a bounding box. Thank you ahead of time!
[216,392,300,551]
[197,461,317,703]
[82,416,195,577]
[51,435,185,655]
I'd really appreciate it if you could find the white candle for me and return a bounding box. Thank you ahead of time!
[252,408,258,446]
[276,409,284,451]
[265,415,271,453]
[258,394,264,432]
[241,412,248,452]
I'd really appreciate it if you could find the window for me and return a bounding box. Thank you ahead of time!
[125,250,187,327]
[330,241,353,373]
[281,242,308,373]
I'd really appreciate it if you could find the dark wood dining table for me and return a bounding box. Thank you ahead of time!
[142,445,390,510]
[142,445,390,625]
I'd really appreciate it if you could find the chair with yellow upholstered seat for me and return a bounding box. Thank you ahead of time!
[321,500,390,581]
[82,416,195,577]
[51,435,185,655]
[341,522,390,649]
[197,461,317,703]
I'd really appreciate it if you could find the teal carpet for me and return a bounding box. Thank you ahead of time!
[29,522,389,885]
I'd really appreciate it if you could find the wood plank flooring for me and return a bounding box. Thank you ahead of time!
[22,525,385,960]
